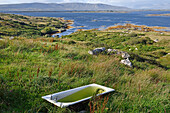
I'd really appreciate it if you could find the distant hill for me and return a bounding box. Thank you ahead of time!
[0,3,130,11]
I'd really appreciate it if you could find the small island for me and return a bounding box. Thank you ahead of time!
[147,13,170,16]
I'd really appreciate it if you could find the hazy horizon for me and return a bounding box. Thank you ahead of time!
[0,0,170,9]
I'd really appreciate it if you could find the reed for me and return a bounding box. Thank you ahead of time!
[37,67,40,77]
[58,69,62,85]
[54,44,59,51]
[17,71,19,80]
[48,68,53,78]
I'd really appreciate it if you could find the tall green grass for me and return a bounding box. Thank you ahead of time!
[0,30,169,112]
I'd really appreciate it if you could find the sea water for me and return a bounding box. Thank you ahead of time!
[3,11,170,37]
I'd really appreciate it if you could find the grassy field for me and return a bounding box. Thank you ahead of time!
[0,13,73,38]
[0,13,170,113]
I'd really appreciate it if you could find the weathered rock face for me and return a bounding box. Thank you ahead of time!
[120,58,132,67]
[88,50,94,55]
[154,39,159,42]
[160,32,164,35]
[163,53,170,57]
[107,49,118,54]
[122,52,130,59]
[88,47,132,67]
[107,49,131,58]
[88,47,105,55]
[9,36,14,40]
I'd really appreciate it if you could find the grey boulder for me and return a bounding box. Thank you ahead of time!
[122,52,130,58]
[120,58,132,67]
[88,47,105,55]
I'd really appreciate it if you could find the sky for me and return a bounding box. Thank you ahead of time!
[0,0,170,9]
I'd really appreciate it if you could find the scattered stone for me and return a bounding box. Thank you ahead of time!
[107,49,117,54]
[88,47,105,55]
[9,36,14,40]
[166,53,170,56]
[117,51,122,55]
[120,58,132,67]
[160,32,164,35]
[88,48,133,67]
[163,53,170,57]
[107,49,114,52]
[122,52,130,58]
[88,50,94,55]
[154,39,159,42]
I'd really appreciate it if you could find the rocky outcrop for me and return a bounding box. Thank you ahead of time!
[88,47,132,67]
[9,36,14,40]
[120,58,132,67]
[107,49,118,54]
[154,39,159,42]
[122,52,130,59]
[88,47,106,55]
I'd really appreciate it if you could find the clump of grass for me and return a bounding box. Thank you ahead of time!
[123,37,153,45]
[68,40,76,45]
[54,44,59,51]
[127,32,138,37]
[89,93,110,113]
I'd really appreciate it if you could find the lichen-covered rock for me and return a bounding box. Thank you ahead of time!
[107,49,117,52]
[9,36,14,40]
[88,47,105,55]
[160,32,164,35]
[122,52,130,58]
[117,51,122,55]
[88,50,94,55]
[107,49,113,52]
[154,39,159,42]
[107,49,117,54]
[88,47,132,67]
[120,58,132,67]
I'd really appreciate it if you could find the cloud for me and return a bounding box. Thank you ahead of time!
[0,0,46,4]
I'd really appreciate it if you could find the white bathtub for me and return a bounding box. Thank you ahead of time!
[42,83,115,108]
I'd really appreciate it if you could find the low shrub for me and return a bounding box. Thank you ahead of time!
[127,32,138,37]
[124,37,153,45]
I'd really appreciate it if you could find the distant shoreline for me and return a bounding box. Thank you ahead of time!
[0,10,130,13]
[1,9,170,14]
[147,13,170,16]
